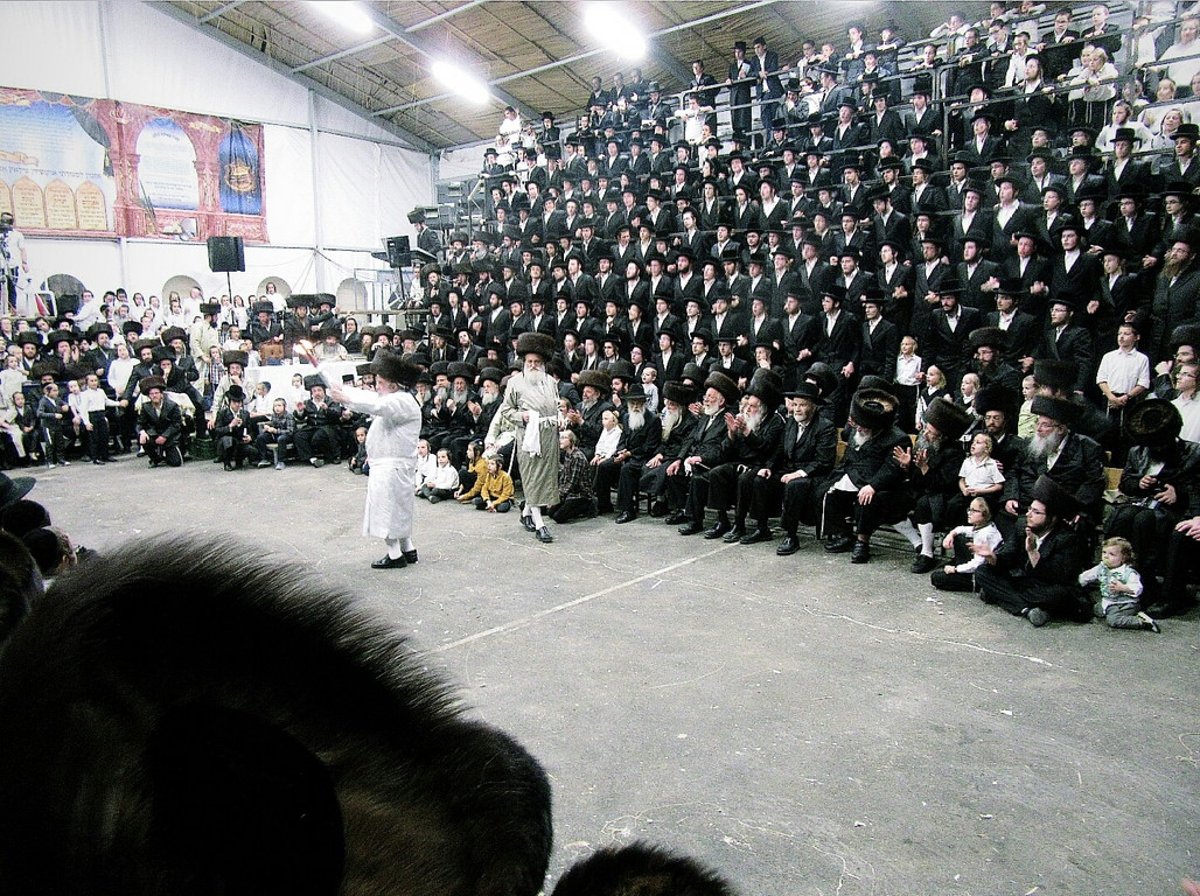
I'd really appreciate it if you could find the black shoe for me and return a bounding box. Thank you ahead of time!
[824,535,854,553]
[615,511,637,524]
[520,513,537,532]
[740,528,773,545]
[403,549,418,564]
[776,535,801,556]
[721,525,747,543]
[223,462,234,472]
[677,521,704,536]
[371,554,408,570]
[649,500,668,518]
[910,554,938,574]
[850,541,871,563]
[535,526,554,543]
[664,510,689,525]
[704,520,732,539]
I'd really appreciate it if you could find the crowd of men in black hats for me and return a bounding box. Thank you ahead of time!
[4,3,1200,630]
[388,2,1200,626]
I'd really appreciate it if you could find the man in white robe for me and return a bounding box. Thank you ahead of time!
[329,352,423,569]
[500,332,561,543]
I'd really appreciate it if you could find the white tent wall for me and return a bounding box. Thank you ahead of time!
[0,0,435,304]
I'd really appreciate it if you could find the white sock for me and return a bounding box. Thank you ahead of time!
[529,506,545,528]
[385,537,403,559]
[918,522,935,557]
[400,537,414,552]
[892,519,921,549]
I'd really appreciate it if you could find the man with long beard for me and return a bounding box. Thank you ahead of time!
[640,381,697,518]
[702,370,786,542]
[669,372,741,534]
[755,381,838,555]
[567,370,613,458]
[597,384,662,524]
[329,352,424,570]
[500,332,562,543]
[1000,394,1105,537]
[817,387,911,563]
[974,475,1091,626]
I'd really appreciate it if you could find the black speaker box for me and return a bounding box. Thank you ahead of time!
[208,236,245,273]
[386,235,411,268]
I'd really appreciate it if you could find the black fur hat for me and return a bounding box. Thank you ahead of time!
[1032,359,1075,393]
[662,381,694,405]
[1030,474,1079,518]
[851,387,898,432]
[1030,394,1079,427]
[1125,398,1183,447]
[923,397,974,441]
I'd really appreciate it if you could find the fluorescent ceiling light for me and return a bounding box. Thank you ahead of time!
[583,3,647,61]
[310,1,375,36]
[431,60,491,105]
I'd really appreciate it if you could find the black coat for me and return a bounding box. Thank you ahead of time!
[771,414,838,478]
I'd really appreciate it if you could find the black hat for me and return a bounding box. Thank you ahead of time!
[923,397,973,441]
[623,383,649,404]
[609,360,637,383]
[745,369,783,410]
[515,331,555,360]
[478,366,505,386]
[222,350,249,369]
[1126,399,1183,447]
[1030,474,1079,518]
[198,302,221,316]
[784,381,822,403]
[15,332,41,347]
[161,326,188,345]
[662,381,694,405]
[703,371,740,406]
[1170,324,1200,353]
[1030,394,1079,426]
[303,375,325,391]
[0,472,35,512]
[225,385,246,403]
[968,326,1008,351]
[139,375,167,394]
[804,362,839,399]
[974,385,1016,417]
[1175,122,1200,141]
[851,388,898,431]
[446,361,476,382]
[1032,359,1075,393]
[371,351,422,387]
[152,345,174,364]
[121,321,144,337]
[86,323,114,340]
[576,369,612,392]
[355,363,373,377]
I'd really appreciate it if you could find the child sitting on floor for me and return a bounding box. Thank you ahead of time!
[1079,537,1160,633]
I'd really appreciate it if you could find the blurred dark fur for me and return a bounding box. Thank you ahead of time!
[0,536,736,896]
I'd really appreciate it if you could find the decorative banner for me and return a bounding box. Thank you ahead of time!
[0,86,268,242]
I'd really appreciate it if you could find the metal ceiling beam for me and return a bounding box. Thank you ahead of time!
[199,0,243,24]
[376,0,778,116]
[406,0,490,33]
[291,0,488,74]
[292,33,392,73]
[147,1,439,154]
[358,3,540,123]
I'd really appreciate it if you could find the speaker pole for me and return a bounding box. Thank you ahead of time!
[226,271,232,304]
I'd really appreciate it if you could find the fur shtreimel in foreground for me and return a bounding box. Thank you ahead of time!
[0,535,735,896]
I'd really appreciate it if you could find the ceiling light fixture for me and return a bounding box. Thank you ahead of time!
[582,3,647,61]
[309,1,375,37]
[431,59,491,105]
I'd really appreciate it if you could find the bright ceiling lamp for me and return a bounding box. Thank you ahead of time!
[309,1,375,36]
[431,59,491,105]
[583,3,647,61]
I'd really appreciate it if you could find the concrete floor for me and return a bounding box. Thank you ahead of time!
[25,457,1200,896]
